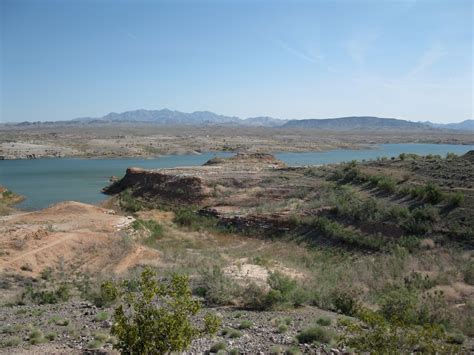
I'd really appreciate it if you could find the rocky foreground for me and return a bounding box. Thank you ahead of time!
[0,302,347,354]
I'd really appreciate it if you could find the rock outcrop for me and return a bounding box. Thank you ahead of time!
[103,167,207,203]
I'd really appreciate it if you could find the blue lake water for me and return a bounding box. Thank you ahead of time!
[1,143,473,210]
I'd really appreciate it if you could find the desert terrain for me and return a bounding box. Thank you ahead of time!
[1,123,473,159]
[0,150,473,353]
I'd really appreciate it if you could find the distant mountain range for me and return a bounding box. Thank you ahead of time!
[282,116,430,130]
[74,109,288,127]
[422,119,474,131]
[6,109,473,131]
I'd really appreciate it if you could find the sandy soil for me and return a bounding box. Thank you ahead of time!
[0,201,160,278]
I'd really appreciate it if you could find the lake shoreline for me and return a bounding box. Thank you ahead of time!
[1,144,474,211]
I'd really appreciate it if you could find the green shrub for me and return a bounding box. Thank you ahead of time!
[296,326,335,344]
[132,219,164,247]
[1,325,17,335]
[285,346,301,355]
[119,190,143,212]
[241,282,269,311]
[422,183,444,204]
[2,336,21,347]
[310,216,384,251]
[195,266,238,306]
[45,332,57,341]
[94,311,110,322]
[111,267,221,354]
[92,331,109,342]
[277,323,288,333]
[40,267,53,281]
[49,316,69,326]
[338,308,458,352]
[331,288,360,316]
[403,205,439,235]
[173,208,198,226]
[20,282,71,305]
[87,339,104,349]
[238,320,253,329]
[376,176,397,194]
[315,316,331,326]
[210,341,226,353]
[404,271,435,291]
[290,287,309,307]
[463,261,474,285]
[448,191,464,207]
[379,286,419,324]
[87,280,118,307]
[229,348,240,355]
[29,329,46,345]
[446,332,465,344]
[221,327,242,338]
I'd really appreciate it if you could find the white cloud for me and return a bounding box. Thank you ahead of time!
[273,38,323,64]
[407,43,446,77]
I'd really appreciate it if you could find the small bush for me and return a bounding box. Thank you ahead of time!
[285,346,301,355]
[94,311,110,322]
[446,332,465,345]
[315,316,331,326]
[49,316,69,326]
[20,282,71,305]
[296,326,335,344]
[379,286,419,324]
[403,205,439,235]
[132,219,164,247]
[269,345,284,354]
[376,176,397,194]
[2,336,21,347]
[119,190,144,212]
[338,308,458,352]
[111,267,221,354]
[40,267,53,281]
[87,280,118,307]
[195,266,239,306]
[29,329,46,345]
[463,261,474,285]
[87,339,104,349]
[45,332,57,341]
[221,327,242,338]
[277,323,288,333]
[331,288,360,316]
[238,320,252,329]
[448,191,464,207]
[210,341,227,353]
[20,264,33,272]
[422,183,444,204]
[241,282,269,311]
[1,325,16,334]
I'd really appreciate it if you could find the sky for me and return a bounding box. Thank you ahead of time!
[1,0,472,123]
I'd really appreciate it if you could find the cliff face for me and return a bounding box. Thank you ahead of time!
[103,153,287,205]
[103,167,207,203]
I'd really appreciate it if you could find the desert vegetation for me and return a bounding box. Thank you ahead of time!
[0,151,473,353]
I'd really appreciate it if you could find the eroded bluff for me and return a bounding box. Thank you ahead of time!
[103,153,287,204]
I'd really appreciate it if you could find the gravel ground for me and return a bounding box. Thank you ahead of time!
[0,302,347,354]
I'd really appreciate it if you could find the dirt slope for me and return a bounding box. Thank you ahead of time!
[0,201,160,277]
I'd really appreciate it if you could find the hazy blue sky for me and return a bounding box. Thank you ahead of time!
[1,0,472,123]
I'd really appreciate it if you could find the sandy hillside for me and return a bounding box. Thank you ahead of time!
[0,201,161,278]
